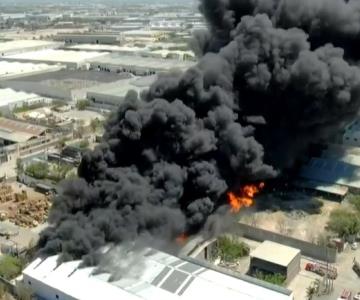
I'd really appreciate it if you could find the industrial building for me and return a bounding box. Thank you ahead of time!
[89,53,195,75]
[0,88,53,115]
[293,179,348,200]
[249,241,301,284]
[1,70,129,101]
[0,117,48,145]
[300,157,360,191]
[0,61,63,80]
[55,32,121,44]
[0,40,61,56]
[22,248,294,300]
[86,75,157,112]
[2,49,109,68]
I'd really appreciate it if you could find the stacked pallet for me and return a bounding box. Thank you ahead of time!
[0,184,14,203]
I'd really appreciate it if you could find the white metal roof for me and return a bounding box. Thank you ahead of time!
[251,241,300,267]
[0,88,43,106]
[0,40,60,53]
[4,49,109,64]
[90,53,195,71]
[23,248,293,300]
[0,61,62,79]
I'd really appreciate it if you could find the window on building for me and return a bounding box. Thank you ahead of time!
[56,295,59,299]
[28,281,31,285]
[355,138,358,142]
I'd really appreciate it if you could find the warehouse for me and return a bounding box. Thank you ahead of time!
[86,75,157,112]
[0,40,61,56]
[22,248,294,300]
[0,88,53,115]
[293,179,348,201]
[1,70,128,101]
[300,157,360,191]
[2,49,109,68]
[89,53,195,75]
[0,117,48,145]
[55,33,121,44]
[0,61,63,80]
[249,241,301,284]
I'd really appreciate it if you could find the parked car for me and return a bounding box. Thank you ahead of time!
[351,242,358,250]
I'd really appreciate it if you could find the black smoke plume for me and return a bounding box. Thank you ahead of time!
[39,0,360,262]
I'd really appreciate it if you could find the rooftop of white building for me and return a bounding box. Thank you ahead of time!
[23,248,293,300]
[90,53,195,71]
[4,49,109,64]
[0,40,61,54]
[0,61,63,79]
[0,88,45,107]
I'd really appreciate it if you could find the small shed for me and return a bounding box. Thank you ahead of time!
[249,241,301,284]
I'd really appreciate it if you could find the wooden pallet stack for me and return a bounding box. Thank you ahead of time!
[0,183,14,203]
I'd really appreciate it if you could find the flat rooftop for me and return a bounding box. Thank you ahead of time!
[294,179,348,196]
[87,75,157,97]
[0,40,61,53]
[0,61,63,79]
[23,248,292,300]
[0,88,44,106]
[90,53,195,71]
[4,49,109,64]
[251,241,300,267]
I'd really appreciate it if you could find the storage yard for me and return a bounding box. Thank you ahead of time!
[0,182,50,228]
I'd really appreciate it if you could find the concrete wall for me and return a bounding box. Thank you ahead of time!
[234,223,337,263]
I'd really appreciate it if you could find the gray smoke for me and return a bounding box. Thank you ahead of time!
[39,0,360,263]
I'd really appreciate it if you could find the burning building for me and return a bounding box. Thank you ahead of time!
[37,0,360,270]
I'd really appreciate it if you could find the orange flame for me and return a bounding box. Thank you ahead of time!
[176,233,188,245]
[227,182,264,213]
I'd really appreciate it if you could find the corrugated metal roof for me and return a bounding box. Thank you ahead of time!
[23,248,293,300]
[300,157,360,189]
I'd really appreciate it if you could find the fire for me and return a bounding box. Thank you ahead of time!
[227,182,264,213]
[176,233,188,245]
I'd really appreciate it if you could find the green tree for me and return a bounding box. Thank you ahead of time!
[79,139,89,149]
[215,236,250,262]
[0,255,25,280]
[253,271,286,286]
[76,100,90,110]
[90,118,103,133]
[25,162,49,179]
[16,159,24,174]
[349,194,360,213]
[327,209,360,238]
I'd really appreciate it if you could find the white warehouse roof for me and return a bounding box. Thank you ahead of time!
[0,61,63,79]
[0,88,45,107]
[23,248,293,300]
[4,49,109,64]
[0,40,61,54]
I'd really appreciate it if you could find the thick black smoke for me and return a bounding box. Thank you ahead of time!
[39,0,360,262]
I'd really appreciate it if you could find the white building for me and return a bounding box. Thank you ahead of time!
[2,49,109,69]
[0,40,61,57]
[86,76,157,112]
[0,88,52,115]
[22,248,294,300]
[0,61,63,80]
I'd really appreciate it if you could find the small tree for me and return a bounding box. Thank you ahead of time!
[0,255,25,280]
[215,236,250,262]
[76,100,90,111]
[327,209,360,239]
[253,271,286,286]
[25,162,49,179]
[349,194,360,213]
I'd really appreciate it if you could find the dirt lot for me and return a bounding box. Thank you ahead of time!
[240,197,340,243]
